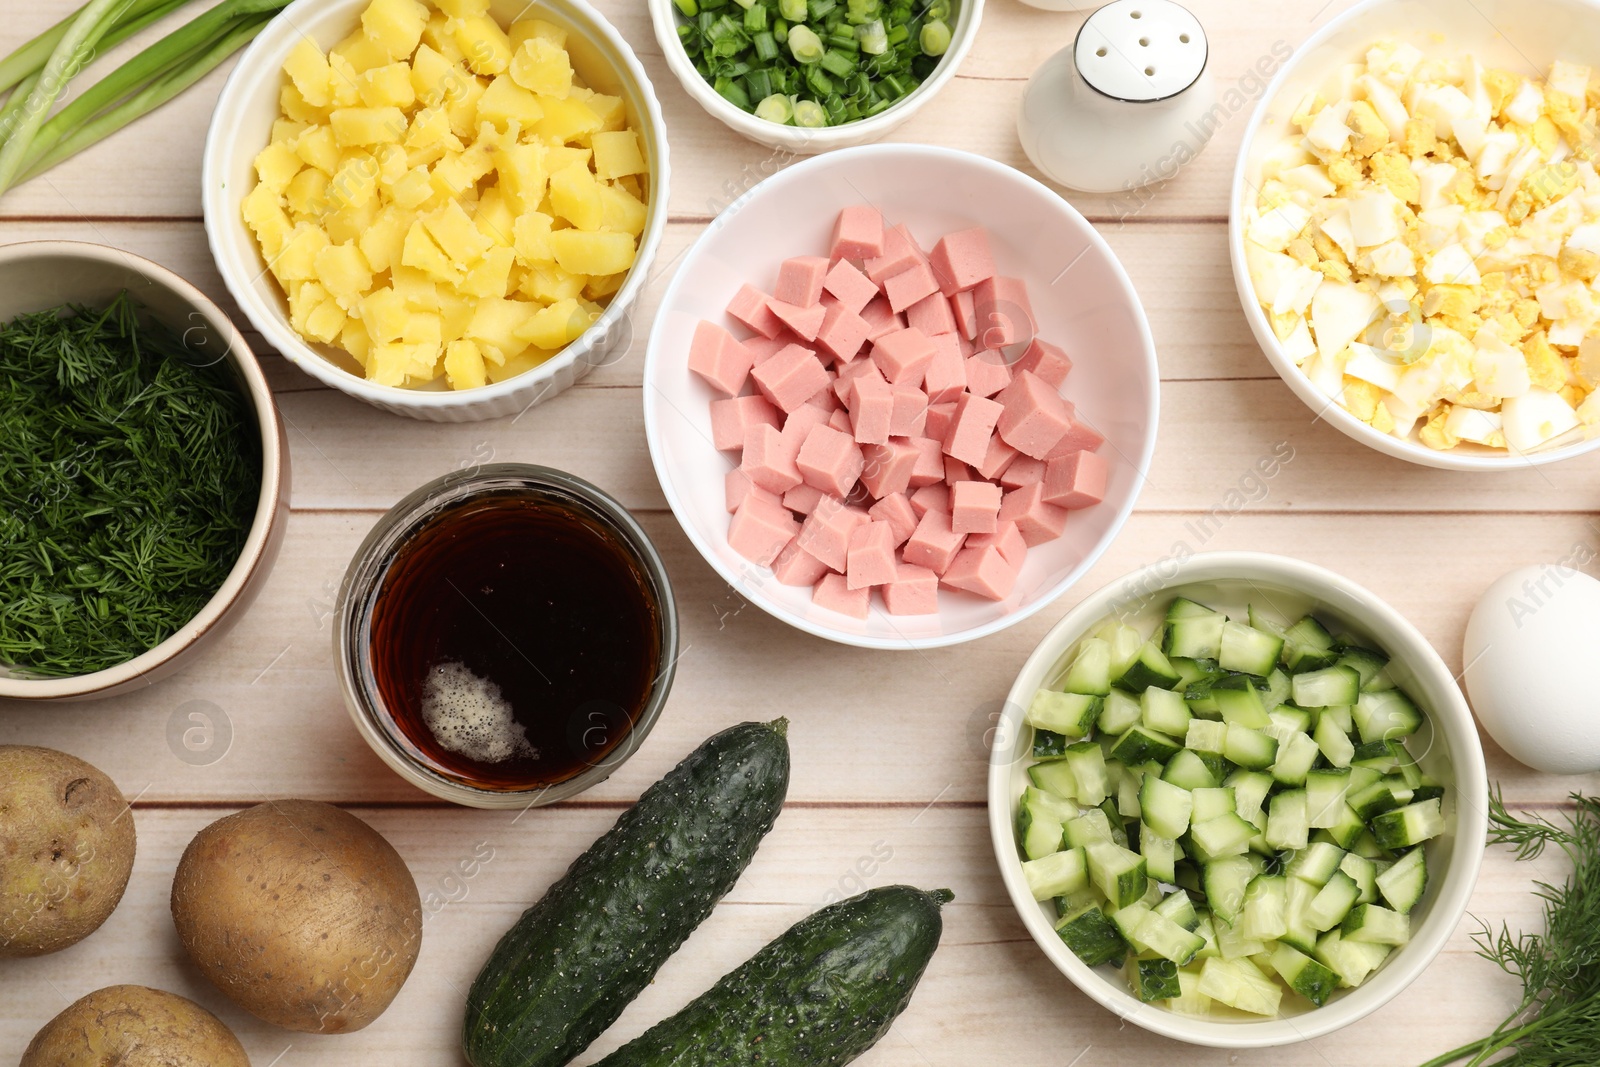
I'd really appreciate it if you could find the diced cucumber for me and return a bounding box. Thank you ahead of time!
[1027,690,1102,737]
[1142,687,1192,738]
[1270,943,1341,1006]
[1291,665,1361,708]
[1166,611,1226,661]
[1348,776,1413,820]
[1269,704,1312,735]
[1219,620,1284,677]
[1336,646,1389,688]
[1110,900,1153,948]
[1191,787,1236,823]
[1281,876,1320,954]
[1097,689,1143,735]
[1375,847,1427,914]
[1315,929,1378,988]
[1174,860,1204,896]
[1185,719,1227,754]
[1130,955,1183,1001]
[1135,908,1207,966]
[1265,790,1310,851]
[1063,637,1113,695]
[1018,786,1072,859]
[1140,775,1194,840]
[1307,870,1360,931]
[1054,884,1101,918]
[1303,769,1349,830]
[1032,728,1070,760]
[1371,798,1444,850]
[1140,826,1178,883]
[1261,668,1292,711]
[1197,956,1283,1016]
[1282,615,1339,671]
[1223,724,1278,770]
[1024,846,1090,900]
[1114,762,1142,819]
[1225,770,1274,822]
[1184,685,1222,717]
[1214,683,1272,728]
[1339,853,1378,905]
[1321,703,1355,734]
[1168,968,1212,1014]
[1056,904,1128,967]
[1190,813,1258,860]
[1171,656,1225,692]
[1109,725,1184,766]
[1240,875,1289,942]
[1313,714,1356,768]
[1064,741,1109,807]
[1086,842,1150,909]
[1027,760,1078,802]
[1271,732,1321,786]
[1192,913,1219,958]
[1063,808,1116,849]
[1353,688,1423,743]
[1101,799,1133,849]
[1154,889,1200,931]
[1161,748,1220,790]
[1286,841,1346,886]
[1342,903,1410,945]
[1213,913,1265,959]
[1115,642,1184,692]
[1167,596,1220,621]
[1203,854,1265,924]
[1104,623,1147,679]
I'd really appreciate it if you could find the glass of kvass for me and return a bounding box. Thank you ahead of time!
[336,465,678,808]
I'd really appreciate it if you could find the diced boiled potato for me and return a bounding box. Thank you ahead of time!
[254,142,303,194]
[436,0,490,15]
[518,297,593,349]
[331,30,390,75]
[510,38,572,98]
[444,77,488,139]
[405,105,452,149]
[288,280,325,333]
[328,54,364,108]
[368,341,414,385]
[423,199,493,263]
[410,45,462,107]
[543,145,591,172]
[402,311,443,350]
[305,298,349,344]
[402,220,462,284]
[549,229,635,276]
[243,183,294,258]
[359,205,412,273]
[429,151,478,200]
[284,39,334,109]
[422,11,466,62]
[467,297,537,353]
[339,316,373,367]
[598,182,646,236]
[444,338,489,389]
[586,93,626,133]
[584,272,626,300]
[460,245,517,299]
[549,164,603,230]
[512,211,555,264]
[280,83,325,124]
[294,124,340,174]
[533,95,601,143]
[518,263,587,303]
[454,14,514,75]
[315,242,374,307]
[270,118,309,146]
[509,18,567,52]
[392,266,441,310]
[286,167,330,218]
[362,287,410,342]
[328,153,380,211]
[436,287,475,342]
[484,346,549,382]
[362,0,428,60]
[330,106,407,146]
[478,75,545,131]
[387,166,434,210]
[495,142,548,213]
[372,143,409,184]
[474,187,516,245]
[590,130,644,181]
[324,197,379,245]
[359,63,417,109]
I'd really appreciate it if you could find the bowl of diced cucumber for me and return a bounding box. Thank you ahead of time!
[986,551,1487,1047]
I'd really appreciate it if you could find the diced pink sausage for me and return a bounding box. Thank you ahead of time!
[822,258,879,313]
[688,320,755,396]
[997,370,1074,459]
[941,543,1017,600]
[726,284,783,339]
[966,519,1028,568]
[1044,413,1107,457]
[883,562,939,615]
[889,383,928,438]
[796,424,865,498]
[726,468,781,514]
[1001,455,1046,490]
[999,482,1070,545]
[846,520,899,590]
[745,334,795,363]
[972,275,1037,349]
[797,495,866,571]
[767,298,827,342]
[727,493,799,566]
[923,401,957,443]
[741,423,803,493]
[814,300,873,364]
[859,439,919,498]
[782,482,826,516]
[907,436,945,488]
[929,226,997,296]
[827,408,853,433]
[872,326,937,386]
[950,479,1002,534]
[847,374,894,445]
[775,255,829,307]
[1043,450,1109,509]
[905,290,957,337]
[864,225,924,286]
[859,295,904,342]
[943,391,1004,467]
[772,539,831,586]
[710,394,781,452]
[803,380,843,414]
[868,492,918,545]
[944,456,975,486]
[812,571,870,619]
[909,482,949,518]
[951,289,978,340]
[833,357,883,403]
[883,261,940,314]
[1014,337,1072,387]
[831,205,885,262]
[751,343,831,414]
[782,402,830,444]
[965,350,1012,398]
[902,508,965,575]
[978,432,1019,480]
[923,334,967,404]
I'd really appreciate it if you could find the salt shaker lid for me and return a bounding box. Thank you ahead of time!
[1075,0,1207,103]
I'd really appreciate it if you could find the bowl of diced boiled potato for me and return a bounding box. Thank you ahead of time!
[204,0,669,421]
[1231,0,1600,468]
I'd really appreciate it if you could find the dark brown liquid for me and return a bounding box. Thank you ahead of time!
[368,490,661,790]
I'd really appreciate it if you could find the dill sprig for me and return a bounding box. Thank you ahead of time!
[0,291,260,677]
[1418,788,1600,1067]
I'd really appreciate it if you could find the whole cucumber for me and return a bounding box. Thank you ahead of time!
[463,719,791,1067]
[593,884,952,1067]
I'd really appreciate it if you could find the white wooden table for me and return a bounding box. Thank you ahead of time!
[0,1,1594,1063]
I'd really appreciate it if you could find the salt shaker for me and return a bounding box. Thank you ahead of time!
[1017,0,1215,194]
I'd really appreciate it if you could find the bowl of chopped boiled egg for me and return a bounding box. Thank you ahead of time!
[204,0,669,422]
[1231,0,1600,468]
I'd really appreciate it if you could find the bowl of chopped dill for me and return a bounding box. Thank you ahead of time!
[0,242,288,701]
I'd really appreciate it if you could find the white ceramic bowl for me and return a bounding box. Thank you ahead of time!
[1229,0,1600,470]
[644,144,1159,650]
[203,0,670,423]
[647,0,983,153]
[0,242,289,701]
[987,551,1488,1047]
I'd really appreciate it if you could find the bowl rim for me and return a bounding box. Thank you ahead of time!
[201,0,672,413]
[0,240,286,700]
[985,550,1490,1046]
[645,0,985,152]
[1227,0,1600,471]
[643,142,1160,650]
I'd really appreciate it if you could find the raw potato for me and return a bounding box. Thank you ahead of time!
[0,746,136,958]
[21,985,250,1067]
[171,799,422,1034]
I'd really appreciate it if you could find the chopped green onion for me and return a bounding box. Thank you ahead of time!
[918,19,949,55]
[755,93,794,123]
[744,3,768,31]
[809,0,838,18]
[714,73,751,108]
[674,0,699,15]
[787,24,824,63]
[923,0,950,18]
[778,0,808,21]
[794,99,828,126]
[746,67,774,99]
[751,29,780,60]
[856,19,887,54]
[819,49,855,77]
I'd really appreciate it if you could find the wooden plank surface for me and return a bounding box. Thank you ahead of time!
[1,0,1597,1064]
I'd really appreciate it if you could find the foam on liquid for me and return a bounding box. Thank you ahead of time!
[420,660,539,764]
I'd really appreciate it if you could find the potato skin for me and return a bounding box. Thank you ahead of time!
[0,746,136,958]
[171,799,422,1034]
[21,984,250,1067]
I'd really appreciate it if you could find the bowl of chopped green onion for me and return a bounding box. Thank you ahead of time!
[650,0,982,151]
[0,242,288,701]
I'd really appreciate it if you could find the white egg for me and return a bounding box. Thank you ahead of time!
[1462,564,1600,775]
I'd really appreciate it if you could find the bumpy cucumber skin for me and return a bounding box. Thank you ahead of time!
[463,720,791,1067]
[593,885,951,1067]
